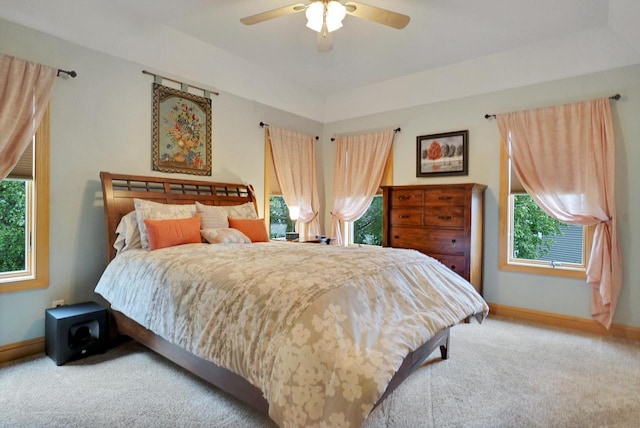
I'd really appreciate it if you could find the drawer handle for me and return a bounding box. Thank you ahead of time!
[451,239,457,245]
[394,235,400,239]
[398,215,410,219]
[438,196,452,200]
[450,265,456,270]
[438,215,452,221]
[398,196,410,200]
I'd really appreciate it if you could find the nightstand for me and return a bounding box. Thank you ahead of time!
[45,301,109,365]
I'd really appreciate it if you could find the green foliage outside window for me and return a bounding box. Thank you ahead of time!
[0,180,27,273]
[354,195,383,245]
[512,194,568,260]
[269,195,295,239]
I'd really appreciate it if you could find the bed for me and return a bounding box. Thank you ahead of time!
[95,171,488,428]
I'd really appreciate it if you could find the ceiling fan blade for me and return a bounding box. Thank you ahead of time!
[317,31,333,52]
[240,3,307,26]
[344,1,410,29]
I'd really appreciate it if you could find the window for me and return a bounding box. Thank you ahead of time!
[268,195,295,239]
[499,140,592,278]
[0,107,50,293]
[0,180,28,272]
[345,150,393,246]
[352,195,383,245]
[264,135,294,239]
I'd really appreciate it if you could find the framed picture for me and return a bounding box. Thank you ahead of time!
[416,130,468,177]
[152,83,212,176]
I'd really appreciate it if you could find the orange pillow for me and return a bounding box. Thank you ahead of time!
[228,217,269,242]
[143,215,202,250]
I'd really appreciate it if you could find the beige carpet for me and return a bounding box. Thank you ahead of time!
[1,316,639,427]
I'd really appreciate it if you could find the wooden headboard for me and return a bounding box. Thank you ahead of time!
[100,171,258,264]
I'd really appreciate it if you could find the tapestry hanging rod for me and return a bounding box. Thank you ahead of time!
[57,69,77,78]
[484,93,622,120]
[330,127,401,141]
[142,70,219,97]
[259,122,319,140]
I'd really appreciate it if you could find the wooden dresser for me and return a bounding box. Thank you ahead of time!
[382,183,486,294]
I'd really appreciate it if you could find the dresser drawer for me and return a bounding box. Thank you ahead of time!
[389,227,466,255]
[430,254,468,279]
[390,207,423,226]
[390,190,423,207]
[424,188,465,206]
[424,206,465,227]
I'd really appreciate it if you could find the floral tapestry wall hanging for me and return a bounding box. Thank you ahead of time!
[152,83,212,175]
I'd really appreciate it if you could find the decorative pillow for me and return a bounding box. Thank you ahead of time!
[134,198,197,249]
[223,202,258,220]
[201,228,251,244]
[228,217,269,242]
[195,202,229,229]
[113,210,142,254]
[143,215,202,250]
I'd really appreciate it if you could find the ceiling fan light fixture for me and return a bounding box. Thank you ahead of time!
[306,1,346,33]
[305,2,324,32]
[326,1,346,32]
[325,19,343,33]
[240,1,410,53]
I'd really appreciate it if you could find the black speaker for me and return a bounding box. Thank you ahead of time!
[45,301,108,365]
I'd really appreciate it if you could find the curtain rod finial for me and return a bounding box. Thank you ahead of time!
[57,69,77,78]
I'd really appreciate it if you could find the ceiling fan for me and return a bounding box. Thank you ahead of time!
[240,1,410,52]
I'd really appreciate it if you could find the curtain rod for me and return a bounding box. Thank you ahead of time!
[57,69,77,78]
[260,122,319,140]
[330,127,401,142]
[142,70,219,96]
[484,94,621,119]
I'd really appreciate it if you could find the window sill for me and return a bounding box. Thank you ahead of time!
[499,261,587,279]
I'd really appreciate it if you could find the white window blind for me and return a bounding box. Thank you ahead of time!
[6,138,34,180]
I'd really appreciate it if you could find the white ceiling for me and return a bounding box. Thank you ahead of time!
[1,0,639,122]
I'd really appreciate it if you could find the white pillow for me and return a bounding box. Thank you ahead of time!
[223,202,258,220]
[134,198,197,250]
[195,202,229,229]
[113,211,142,254]
[201,228,251,244]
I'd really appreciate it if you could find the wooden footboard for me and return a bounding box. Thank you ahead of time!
[109,308,450,416]
[374,327,450,408]
[110,308,270,414]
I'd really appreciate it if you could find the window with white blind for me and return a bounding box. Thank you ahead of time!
[0,107,50,292]
[498,140,592,278]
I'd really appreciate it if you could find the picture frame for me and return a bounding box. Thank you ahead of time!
[416,130,468,177]
[152,83,212,176]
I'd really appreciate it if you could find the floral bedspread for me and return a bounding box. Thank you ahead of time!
[95,242,488,427]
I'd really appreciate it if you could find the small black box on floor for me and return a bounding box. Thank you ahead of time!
[45,301,108,365]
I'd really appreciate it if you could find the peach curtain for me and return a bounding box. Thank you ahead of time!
[0,54,57,180]
[268,126,321,240]
[330,129,394,245]
[496,98,621,329]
